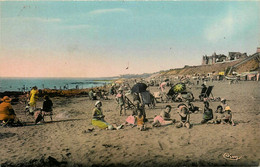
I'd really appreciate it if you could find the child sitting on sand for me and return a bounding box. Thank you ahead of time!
[152,105,175,127]
[201,101,213,124]
[220,98,228,109]
[213,105,225,124]
[122,111,137,128]
[187,101,199,114]
[176,104,190,129]
[223,106,235,126]
[136,109,146,131]
[133,101,147,122]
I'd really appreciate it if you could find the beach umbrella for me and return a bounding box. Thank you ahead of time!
[173,83,186,93]
[131,83,148,93]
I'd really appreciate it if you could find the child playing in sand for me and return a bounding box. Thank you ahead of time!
[152,105,175,127]
[136,109,146,131]
[176,104,191,129]
[201,101,213,124]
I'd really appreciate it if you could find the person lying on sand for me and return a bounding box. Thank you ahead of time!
[176,104,190,129]
[201,101,213,124]
[152,105,175,127]
[0,96,23,126]
[136,109,146,131]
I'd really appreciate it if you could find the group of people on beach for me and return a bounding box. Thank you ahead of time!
[90,88,235,131]
[0,86,54,126]
[1,82,234,130]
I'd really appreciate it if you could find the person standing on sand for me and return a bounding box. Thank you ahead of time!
[89,89,95,100]
[29,86,39,114]
[116,88,126,116]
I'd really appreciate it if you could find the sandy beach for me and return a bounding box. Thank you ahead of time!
[0,81,260,166]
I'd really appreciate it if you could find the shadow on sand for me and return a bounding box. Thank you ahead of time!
[0,132,16,139]
[22,119,86,127]
[1,157,258,167]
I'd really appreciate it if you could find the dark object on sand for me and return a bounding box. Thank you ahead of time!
[35,112,43,124]
[131,83,148,93]
[199,86,214,101]
[140,91,155,108]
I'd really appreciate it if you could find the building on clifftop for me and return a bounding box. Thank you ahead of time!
[202,52,247,65]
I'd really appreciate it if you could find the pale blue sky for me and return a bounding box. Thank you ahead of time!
[0,1,259,77]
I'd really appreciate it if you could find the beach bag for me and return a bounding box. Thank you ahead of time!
[203,109,213,120]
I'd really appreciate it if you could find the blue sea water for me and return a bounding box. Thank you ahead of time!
[0,77,114,92]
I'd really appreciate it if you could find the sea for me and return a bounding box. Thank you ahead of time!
[0,77,115,92]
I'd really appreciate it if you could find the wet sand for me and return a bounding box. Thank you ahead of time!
[0,81,260,166]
